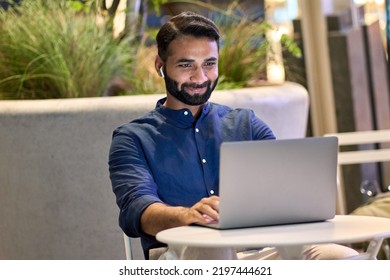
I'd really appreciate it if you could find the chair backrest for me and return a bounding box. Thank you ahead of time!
[325,129,390,214]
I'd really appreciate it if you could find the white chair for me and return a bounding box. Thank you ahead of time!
[123,233,144,260]
[123,233,133,260]
[325,129,390,259]
[325,129,390,215]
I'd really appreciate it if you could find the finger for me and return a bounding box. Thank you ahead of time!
[201,196,220,211]
[202,214,217,224]
[178,207,204,225]
[192,199,219,222]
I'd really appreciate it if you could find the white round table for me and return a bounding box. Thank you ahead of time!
[156,215,390,259]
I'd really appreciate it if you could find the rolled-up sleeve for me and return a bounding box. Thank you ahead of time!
[108,126,162,238]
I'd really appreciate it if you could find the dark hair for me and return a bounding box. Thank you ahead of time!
[156,11,220,62]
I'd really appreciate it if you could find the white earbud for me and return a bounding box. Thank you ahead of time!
[159,67,165,78]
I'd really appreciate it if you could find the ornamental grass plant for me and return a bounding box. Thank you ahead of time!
[0,0,135,99]
[216,18,272,89]
[0,0,301,99]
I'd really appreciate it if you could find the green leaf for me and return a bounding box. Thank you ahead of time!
[68,1,84,12]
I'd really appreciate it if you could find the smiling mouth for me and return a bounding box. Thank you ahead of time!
[183,81,209,93]
[185,86,207,94]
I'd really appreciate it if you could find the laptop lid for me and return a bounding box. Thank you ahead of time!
[212,137,338,229]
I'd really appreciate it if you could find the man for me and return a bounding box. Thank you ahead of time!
[109,11,358,260]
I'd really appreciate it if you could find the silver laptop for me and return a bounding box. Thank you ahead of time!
[203,137,338,229]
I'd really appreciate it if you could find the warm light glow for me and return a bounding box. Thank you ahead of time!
[113,0,127,38]
[266,29,286,84]
[267,62,285,84]
[354,0,385,5]
[267,0,286,3]
[354,0,367,4]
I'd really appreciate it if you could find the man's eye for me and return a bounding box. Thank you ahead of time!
[204,61,217,67]
[179,64,192,68]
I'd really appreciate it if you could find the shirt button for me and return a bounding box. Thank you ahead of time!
[195,128,199,133]
[202,159,207,164]
[210,190,215,195]
[184,111,189,116]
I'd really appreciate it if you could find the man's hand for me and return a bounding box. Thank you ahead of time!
[140,196,220,236]
[190,195,219,224]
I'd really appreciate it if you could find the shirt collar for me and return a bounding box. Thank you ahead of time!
[155,98,211,128]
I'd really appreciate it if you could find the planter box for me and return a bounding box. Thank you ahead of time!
[0,82,308,259]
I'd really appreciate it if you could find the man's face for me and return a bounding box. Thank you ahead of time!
[162,35,219,106]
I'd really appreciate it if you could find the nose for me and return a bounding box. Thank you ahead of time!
[190,67,208,84]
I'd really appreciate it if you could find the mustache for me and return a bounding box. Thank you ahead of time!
[182,81,211,88]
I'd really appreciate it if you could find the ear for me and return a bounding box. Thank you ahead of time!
[155,56,164,77]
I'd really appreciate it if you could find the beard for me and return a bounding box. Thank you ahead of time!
[163,71,218,106]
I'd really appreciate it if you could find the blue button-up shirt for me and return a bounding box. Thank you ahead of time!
[108,98,275,258]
